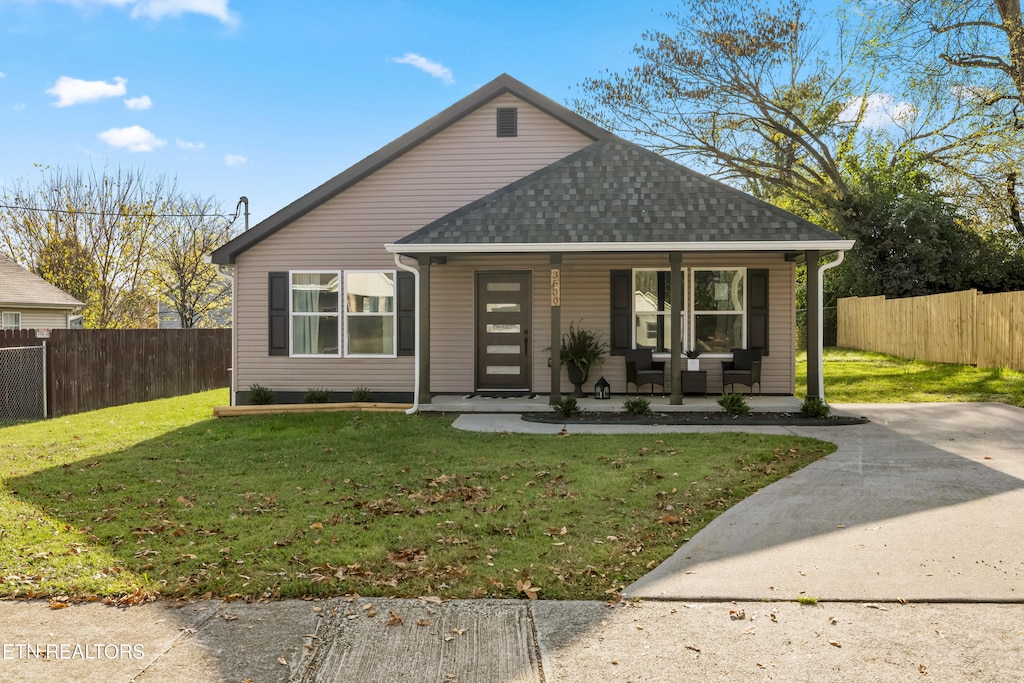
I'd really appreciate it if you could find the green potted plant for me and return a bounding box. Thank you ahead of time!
[560,321,608,397]
[684,348,702,371]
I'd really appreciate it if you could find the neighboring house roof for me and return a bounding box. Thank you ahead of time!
[390,138,850,254]
[211,73,610,265]
[0,255,83,309]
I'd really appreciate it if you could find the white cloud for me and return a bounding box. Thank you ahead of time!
[390,53,454,85]
[224,154,246,167]
[98,125,166,152]
[124,95,152,110]
[57,0,238,26]
[130,0,238,26]
[47,76,127,107]
[177,139,205,150]
[838,93,917,129]
[0,72,6,79]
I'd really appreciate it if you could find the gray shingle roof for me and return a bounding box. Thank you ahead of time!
[397,138,841,246]
[0,255,84,308]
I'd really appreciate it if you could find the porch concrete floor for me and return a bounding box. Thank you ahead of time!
[418,394,802,413]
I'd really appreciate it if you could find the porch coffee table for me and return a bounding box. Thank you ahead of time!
[680,370,708,396]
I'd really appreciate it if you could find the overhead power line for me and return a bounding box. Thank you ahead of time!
[0,202,238,221]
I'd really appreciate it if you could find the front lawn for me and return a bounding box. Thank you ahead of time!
[798,348,1024,406]
[0,389,834,602]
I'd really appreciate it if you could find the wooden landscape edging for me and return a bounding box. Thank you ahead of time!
[213,402,414,417]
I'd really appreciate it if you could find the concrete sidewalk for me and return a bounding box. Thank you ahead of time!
[4,402,1024,682]
[3,597,1023,682]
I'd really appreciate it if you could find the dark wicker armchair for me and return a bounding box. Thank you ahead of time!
[722,348,762,395]
[625,348,665,395]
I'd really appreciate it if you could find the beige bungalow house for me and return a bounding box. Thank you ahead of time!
[0,255,83,330]
[211,74,853,407]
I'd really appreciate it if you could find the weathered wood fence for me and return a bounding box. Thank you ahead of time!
[0,329,231,418]
[837,290,1024,371]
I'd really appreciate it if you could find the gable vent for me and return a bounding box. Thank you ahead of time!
[496,107,518,137]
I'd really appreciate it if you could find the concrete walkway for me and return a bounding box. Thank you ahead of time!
[3,403,1024,682]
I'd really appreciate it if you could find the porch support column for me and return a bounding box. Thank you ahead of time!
[805,250,822,400]
[669,252,683,405]
[549,254,562,405]
[417,255,432,405]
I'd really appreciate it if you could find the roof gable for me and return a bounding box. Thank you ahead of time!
[394,138,843,248]
[0,256,83,309]
[211,74,609,264]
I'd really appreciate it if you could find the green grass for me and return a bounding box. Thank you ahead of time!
[798,348,1024,407]
[0,389,834,602]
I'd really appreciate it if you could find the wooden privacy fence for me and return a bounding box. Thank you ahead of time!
[0,329,231,418]
[837,289,1024,371]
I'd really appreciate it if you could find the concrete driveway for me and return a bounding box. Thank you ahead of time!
[627,402,1024,602]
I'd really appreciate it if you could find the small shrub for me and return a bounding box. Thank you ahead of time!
[248,384,274,405]
[800,397,830,419]
[718,392,751,417]
[351,385,373,402]
[623,397,652,416]
[552,396,583,418]
[303,387,330,403]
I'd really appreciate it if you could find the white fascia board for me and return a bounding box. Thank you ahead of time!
[385,240,856,254]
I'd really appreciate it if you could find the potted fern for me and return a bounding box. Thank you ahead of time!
[560,321,608,397]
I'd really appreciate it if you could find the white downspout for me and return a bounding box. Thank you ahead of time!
[393,253,420,414]
[209,259,236,406]
[816,251,845,402]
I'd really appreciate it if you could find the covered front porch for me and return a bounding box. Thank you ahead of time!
[385,136,853,411]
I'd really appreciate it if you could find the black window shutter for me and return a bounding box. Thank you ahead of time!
[496,108,518,137]
[396,271,415,356]
[268,272,289,356]
[748,269,769,355]
[609,270,631,356]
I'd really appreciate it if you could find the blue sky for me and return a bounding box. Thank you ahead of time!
[0,0,684,227]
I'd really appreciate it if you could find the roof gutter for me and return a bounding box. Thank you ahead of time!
[393,253,420,415]
[385,240,856,255]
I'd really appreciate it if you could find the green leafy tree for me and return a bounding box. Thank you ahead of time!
[574,0,1002,222]
[858,0,1024,233]
[151,196,235,328]
[34,234,97,308]
[0,165,234,329]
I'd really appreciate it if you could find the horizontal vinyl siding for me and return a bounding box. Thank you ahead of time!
[1,308,71,330]
[429,253,796,396]
[234,95,594,393]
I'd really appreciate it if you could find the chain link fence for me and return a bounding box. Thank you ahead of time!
[0,345,46,421]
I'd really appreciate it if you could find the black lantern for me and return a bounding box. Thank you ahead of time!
[594,376,611,400]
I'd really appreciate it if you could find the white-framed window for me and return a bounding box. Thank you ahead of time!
[1,312,21,330]
[632,269,683,353]
[290,271,341,357]
[691,268,745,354]
[344,270,396,357]
[627,268,748,355]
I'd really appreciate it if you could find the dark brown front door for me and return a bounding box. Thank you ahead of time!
[475,271,531,391]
